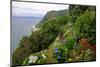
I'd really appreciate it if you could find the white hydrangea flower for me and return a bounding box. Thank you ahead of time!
[32,56,38,63]
[28,55,38,64]
[28,59,33,64]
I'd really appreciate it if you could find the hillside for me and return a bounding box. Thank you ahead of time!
[12,5,96,66]
[36,9,68,27]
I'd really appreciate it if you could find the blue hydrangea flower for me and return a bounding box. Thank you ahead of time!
[54,48,58,53]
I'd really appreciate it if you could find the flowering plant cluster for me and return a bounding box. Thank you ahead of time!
[26,53,47,65]
[53,45,68,63]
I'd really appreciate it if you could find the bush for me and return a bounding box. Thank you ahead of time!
[53,45,68,63]
[74,10,96,44]
[12,36,33,66]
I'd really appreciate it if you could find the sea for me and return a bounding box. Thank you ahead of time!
[11,17,42,54]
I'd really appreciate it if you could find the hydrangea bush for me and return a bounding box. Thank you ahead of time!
[53,45,68,63]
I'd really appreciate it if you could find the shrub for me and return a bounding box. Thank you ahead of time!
[53,45,68,63]
[74,10,96,44]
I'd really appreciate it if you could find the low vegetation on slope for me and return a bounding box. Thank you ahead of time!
[12,5,96,66]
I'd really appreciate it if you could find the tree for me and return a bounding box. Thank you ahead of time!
[12,36,33,66]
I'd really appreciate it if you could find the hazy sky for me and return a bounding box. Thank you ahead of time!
[12,1,69,17]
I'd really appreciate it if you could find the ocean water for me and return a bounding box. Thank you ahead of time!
[11,17,42,54]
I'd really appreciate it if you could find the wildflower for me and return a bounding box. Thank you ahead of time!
[54,48,58,53]
[28,59,33,64]
[33,56,38,63]
[68,58,72,61]
[28,55,38,64]
[41,54,46,59]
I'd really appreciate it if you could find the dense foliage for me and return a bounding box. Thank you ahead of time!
[36,9,68,27]
[74,10,96,44]
[12,5,96,66]
[12,36,33,65]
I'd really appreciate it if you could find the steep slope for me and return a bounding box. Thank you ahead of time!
[36,9,68,27]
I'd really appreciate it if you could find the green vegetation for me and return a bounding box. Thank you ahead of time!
[36,9,68,27]
[12,5,96,66]
[74,10,96,44]
[12,36,33,65]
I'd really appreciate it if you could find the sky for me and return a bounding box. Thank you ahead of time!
[12,1,69,17]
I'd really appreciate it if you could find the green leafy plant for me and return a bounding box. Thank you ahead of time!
[53,45,68,63]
